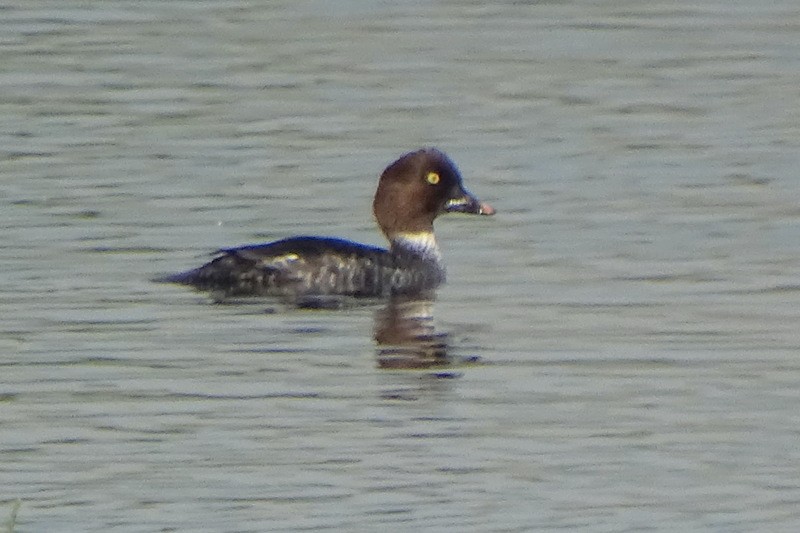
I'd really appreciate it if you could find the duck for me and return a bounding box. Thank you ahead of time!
[160,148,494,301]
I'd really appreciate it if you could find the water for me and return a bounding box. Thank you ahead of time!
[2,1,800,531]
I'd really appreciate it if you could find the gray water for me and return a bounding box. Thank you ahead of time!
[3,1,800,531]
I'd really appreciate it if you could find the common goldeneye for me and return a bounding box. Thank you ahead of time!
[161,148,494,300]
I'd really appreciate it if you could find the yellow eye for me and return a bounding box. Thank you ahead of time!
[425,172,440,185]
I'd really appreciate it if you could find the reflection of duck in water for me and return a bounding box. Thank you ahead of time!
[373,297,449,369]
[159,148,494,303]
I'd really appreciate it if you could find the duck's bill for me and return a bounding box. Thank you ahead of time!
[444,190,495,216]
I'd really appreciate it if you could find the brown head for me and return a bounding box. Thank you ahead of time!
[372,148,494,240]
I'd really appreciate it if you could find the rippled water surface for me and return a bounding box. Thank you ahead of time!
[3,1,800,531]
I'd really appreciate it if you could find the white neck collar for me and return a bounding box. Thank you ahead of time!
[391,231,442,261]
